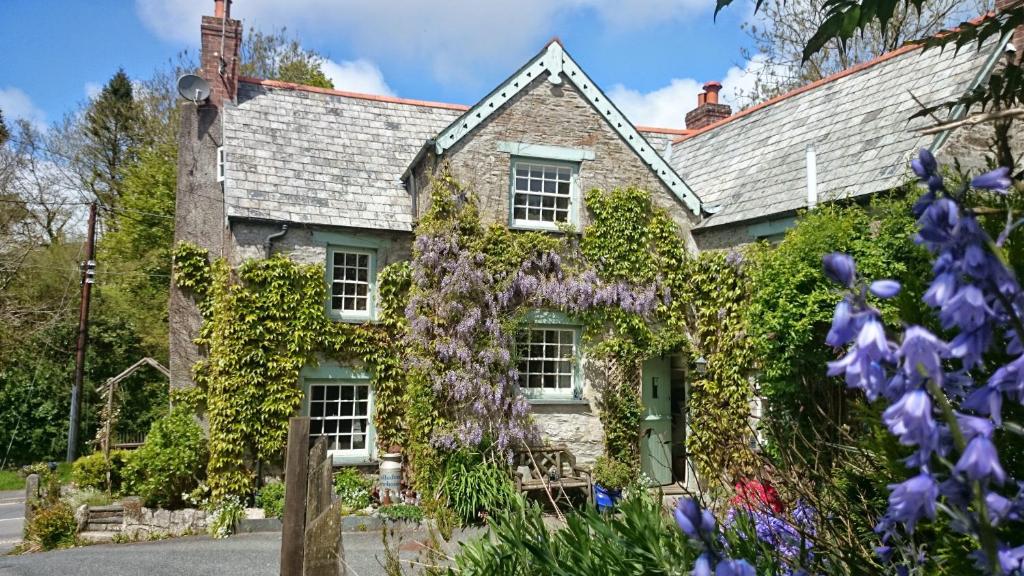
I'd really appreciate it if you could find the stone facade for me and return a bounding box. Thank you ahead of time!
[417,73,700,240]
[227,221,412,268]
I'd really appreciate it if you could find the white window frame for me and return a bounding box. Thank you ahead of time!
[327,247,376,322]
[509,158,579,231]
[306,379,374,462]
[216,147,225,182]
[516,325,581,400]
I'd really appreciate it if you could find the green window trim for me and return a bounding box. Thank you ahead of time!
[497,141,595,162]
[516,314,584,402]
[300,363,376,465]
[508,156,581,232]
[325,246,378,323]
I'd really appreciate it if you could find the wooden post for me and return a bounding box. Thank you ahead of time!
[280,417,310,576]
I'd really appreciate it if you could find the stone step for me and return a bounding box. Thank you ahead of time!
[86,515,123,525]
[88,510,123,520]
[88,504,125,513]
[77,531,116,544]
[84,522,123,532]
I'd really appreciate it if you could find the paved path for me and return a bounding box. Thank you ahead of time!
[0,526,482,576]
[0,491,24,556]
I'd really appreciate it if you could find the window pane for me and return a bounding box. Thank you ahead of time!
[516,178,528,190]
[325,386,339,401]
[529,179,542,192]
[511,162,575,225]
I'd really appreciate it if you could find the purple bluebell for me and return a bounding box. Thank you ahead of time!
[971,167,1012,193]
[823,252,856,287]
[955,436,1007,484]
[939,286,991,332]
[911,148,938,179]
[886,473,938,533]
[674,498,716,540]
[826,299,858,347]
[715,559,756,576]
[956,414,995,442]
[999,545,1024,574]
[693,553,713,576]
[870,280,902,298]
[857,317,891,361]
[900,326,947,385]
[882,390,938,458]
[986,492,1013,525]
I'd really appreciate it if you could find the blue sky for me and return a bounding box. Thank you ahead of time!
[0,0,760,130]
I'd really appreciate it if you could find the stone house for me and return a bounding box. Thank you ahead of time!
[172,0,1012,488]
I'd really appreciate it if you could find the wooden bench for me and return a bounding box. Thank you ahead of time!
[513,445,592,507]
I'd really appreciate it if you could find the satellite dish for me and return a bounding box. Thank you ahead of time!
[176,74,211,103]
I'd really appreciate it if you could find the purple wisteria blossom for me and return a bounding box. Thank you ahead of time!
[824,149,1024,572]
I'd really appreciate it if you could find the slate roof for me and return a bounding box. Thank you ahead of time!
[223,79,465,231]
[670,38,1004,229]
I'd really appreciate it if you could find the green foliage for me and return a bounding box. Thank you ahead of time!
[0,470,23,490]
[368,262,411,450]
[122,407,208,508]
[378,503,425,523]
[97,139,176,358]
[171,242,407,500]
[26,501,77,551]
[82,68,143,206]
[450,496,697,575]
[240,27,335,89]
[679,251,757,480]
[746,195,931,457]
[71,450,129,492]
[439,451,519,525]
[207,495,245,538]
[592,456,633,490]
[255,480,285,519]
[333,468,372,512]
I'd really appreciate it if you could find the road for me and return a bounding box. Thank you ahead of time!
[0,491,24,556]
[0,525,482,576]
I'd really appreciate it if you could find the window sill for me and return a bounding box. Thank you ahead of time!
[527,398,589,406]
[330,454,374,466]
[509,221,576,233]
[329,315,375,324]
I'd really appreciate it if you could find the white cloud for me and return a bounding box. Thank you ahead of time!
[135,0,716,86]
[607,55,771,129]
[321,59,394,96]
[84,82,103,100]
[0,87,47,132]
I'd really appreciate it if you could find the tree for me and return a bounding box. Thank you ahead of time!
[0,109,9,145]
[239,27,334,89]
[80,69,144,207]
[736,0,991,106]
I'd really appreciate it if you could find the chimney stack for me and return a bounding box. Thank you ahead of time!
[685,81,731,130]
[200,0,242,107]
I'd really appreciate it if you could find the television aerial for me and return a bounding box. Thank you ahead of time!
[176,74,211,104]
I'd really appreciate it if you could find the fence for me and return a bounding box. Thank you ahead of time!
[280,417,346,576]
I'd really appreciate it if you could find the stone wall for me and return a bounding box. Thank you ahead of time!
[123,505,208,538]
[228,222,412,268]
[418,73,699,242]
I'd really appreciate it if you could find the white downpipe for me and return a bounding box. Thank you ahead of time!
[806,143,818,208]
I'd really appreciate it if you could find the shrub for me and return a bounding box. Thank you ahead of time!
[255,481,285,519]
[207,495,245,538]
[71,451,129,492]
[26,501,77,551]
[451,496,696,575]
[377,504,424,523]
[440,451,519,525]
[592,456,633,491]
[332,468,371,512]
[122,407,208,508]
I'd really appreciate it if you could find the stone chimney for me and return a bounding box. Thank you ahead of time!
[200,0,242,107]
[685,81,732,130]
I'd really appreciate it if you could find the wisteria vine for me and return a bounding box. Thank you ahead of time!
[825,149,1024,573]
[405,175,660,459]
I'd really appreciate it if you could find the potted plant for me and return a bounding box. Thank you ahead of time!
[592,456,632,511]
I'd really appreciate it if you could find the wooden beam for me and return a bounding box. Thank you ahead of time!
[280,417,310,576]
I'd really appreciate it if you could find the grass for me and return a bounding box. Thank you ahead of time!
[0,462,73,491]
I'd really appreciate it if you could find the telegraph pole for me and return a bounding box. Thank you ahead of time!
[67,202,97,462]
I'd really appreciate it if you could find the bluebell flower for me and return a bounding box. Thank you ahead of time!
[674,498,715,540]
[917,198,959,245]
[883,390,938,456]
[923,272,957,307]
[986,491,1013,525]
[955,436,1007,484]
[900,326,947,385]
[956,414,994,442]
[886,473,938,533]
[715,559,756,576]
[971,167,1012,193]
[823,252,856,287]
[963,385,1004,425]
[998,545,1024,574]
[912,148,938,179]
[857,317,891,361]
[870,280,902,298]
[939,286,992,332]
[826,299,858,347]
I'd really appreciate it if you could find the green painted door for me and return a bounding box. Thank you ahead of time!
[641,357,673,486]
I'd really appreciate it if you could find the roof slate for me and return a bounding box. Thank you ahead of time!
[223,81,463,231]
[670,40,1002,229]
